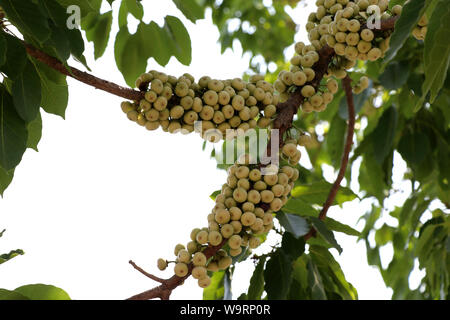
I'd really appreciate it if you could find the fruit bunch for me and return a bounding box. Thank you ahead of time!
[157,145,305,288]
[309,0,401,62]
[135,0,424,291]
[273,0,404,113]
[276,60,339,113]
[120,72,279,142]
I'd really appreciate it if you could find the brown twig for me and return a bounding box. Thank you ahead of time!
[24,44,144,102]
[129,260,165,283]
[127,239,227,300]
[318,76,355,220]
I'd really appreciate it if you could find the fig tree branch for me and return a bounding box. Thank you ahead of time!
[318,75,355,221]
[24,44,144,102]
[129,260,165,284]
[127,239,227,300]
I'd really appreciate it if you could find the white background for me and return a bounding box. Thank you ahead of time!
[0,0,420,300]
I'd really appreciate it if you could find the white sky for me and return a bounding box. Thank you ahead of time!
[0,0,416,300]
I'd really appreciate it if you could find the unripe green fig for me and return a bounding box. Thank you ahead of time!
[174,262,188,277]
[157,258,167,271]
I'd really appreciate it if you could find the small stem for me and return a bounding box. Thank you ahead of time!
[317,76,355,221]
[129,260,165,284]
[24,43,144,101]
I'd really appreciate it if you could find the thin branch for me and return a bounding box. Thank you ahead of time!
[24,44,144,102]
[127,239,227,300]
[129,260,165,284]
[318,76,355,220]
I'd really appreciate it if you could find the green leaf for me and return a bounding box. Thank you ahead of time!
[11,60,42,122]
[307,259,327,300]
[415,224,436,267]
[325,217,361,237]
[326,113,346,168]
[399,196,418,227]
[82,11,113,60]
[14,284,71,300]
[125,0,144,20]
[0,166,14,196]
[118,1,128,28]
[209,190,220,201]
[0,289,29,300]
[55,0,102,18]
[40,0,87,66]
[45,24,71,63]
[164,16,192,65]
[203,271,225,300]
[291,181,357,206]
[283,197,318,216]
[283,201,360,237]
[32,60,69,118]
[290,255,309,297]
[378,61,411,90]
[26,111,42,151]
[374,224,395,246]
[0,33,27,79]
[281,232,306,261]
[420,0,450,106]
[0,249,24,265]
[436,134,450,190]
[237,293,248,300]
[366,242,382,267]
[0,85,28,170]
[384,0,427,62]
[114,27,147,88]
[145,21,179,67]
[309,245,358,300]
[118,0,144,28]
[407,198,432,232]
[0,0,51,44]
[247,257,266,300]
[310,217,343,254]
[359,152,387,203]
[398,131,431,166]
[372,106,398,164]
[264,250,293,300]
[276,212,310,239]
[0,32,6,67]
[173,0,205,23]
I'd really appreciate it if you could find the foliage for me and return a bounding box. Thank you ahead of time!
[0,230,69,300]
[0,0,448,300]
[0,285,71,300]
[0,229,24,265]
